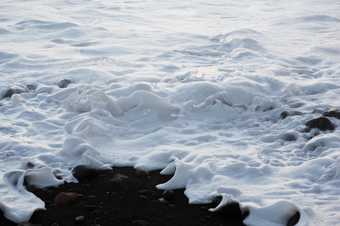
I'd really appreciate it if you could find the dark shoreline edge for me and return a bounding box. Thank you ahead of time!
[1,167,248,226]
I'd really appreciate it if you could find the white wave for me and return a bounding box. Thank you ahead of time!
[1,0,340,225]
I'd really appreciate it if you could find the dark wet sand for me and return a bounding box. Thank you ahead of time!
[0,167,247,226]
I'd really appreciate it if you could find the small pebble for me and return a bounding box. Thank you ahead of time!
[75,215,85,224]
[158,197,167,203]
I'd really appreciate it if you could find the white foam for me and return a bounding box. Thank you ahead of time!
[1,0,340,225]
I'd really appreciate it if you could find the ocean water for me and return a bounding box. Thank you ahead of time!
[1,0,340,225]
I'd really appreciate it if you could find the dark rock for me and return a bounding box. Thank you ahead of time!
[255,105,275,112]
[211,196,223,206]
[25,161,35,169]
[2,88,25,99]
[162,190,175,202]
[213,201,247,220]
[287,211,300,226]
[57,79,72,88]
[280,111,289,119]
[26,84,37,91]
[54,192,83,207]
[323,110,340,119]
[72,165,102,182]
[280,111,303,119]
[29,209,47,225]
[305,117,335,131]
[131,219,150,226]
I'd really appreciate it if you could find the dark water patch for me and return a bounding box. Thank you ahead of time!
[211,29,266,54]
[297,15,340,23]
[212,29,262,42]
[0,28,10,34]
[2,56,68,72]
[0,51,17,64]
[51,38,72,44]
[71,41,98,47]
[51,38,98,48]
[313,47,340,56]
[79,46,130,56]
[213,38,266,54]
[280,132,298,142]
[295,56,322,65]
[15,20,78,31]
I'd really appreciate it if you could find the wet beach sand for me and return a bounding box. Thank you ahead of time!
[0,167,250,226]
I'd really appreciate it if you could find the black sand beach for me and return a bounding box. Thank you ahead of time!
[0,167,248,226]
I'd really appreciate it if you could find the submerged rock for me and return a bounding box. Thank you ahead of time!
[286,211,300,226]
[26,84,37,91]
[305,117,335,131]
[57,79,72,88]
[280,111,303,119]
[281,132,298,141]
[323,110,340,119]
[2,87,25,99]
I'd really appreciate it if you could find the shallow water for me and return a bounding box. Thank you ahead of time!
[1,0,340,225]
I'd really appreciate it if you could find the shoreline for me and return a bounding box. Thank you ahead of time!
[1,167,248,226]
